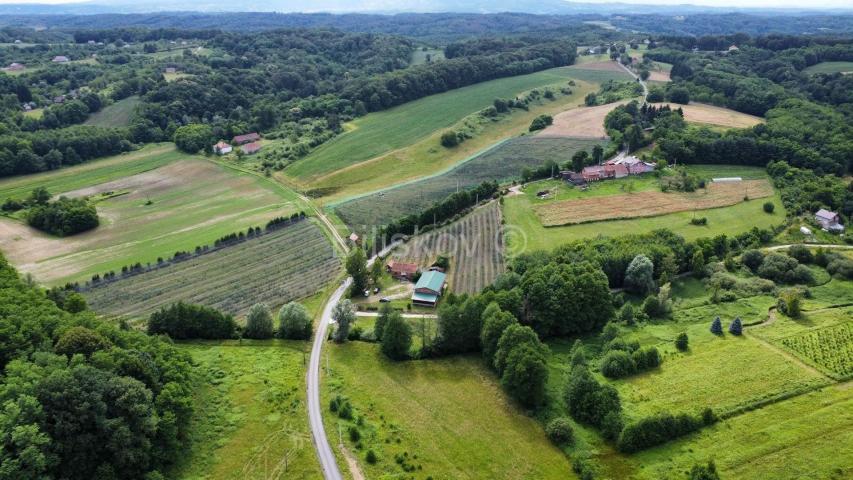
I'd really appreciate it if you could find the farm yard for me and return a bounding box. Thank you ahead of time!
[333,136,605,231]
[649,102,764,129]
[84,95,140,127]
[168,340,322,480]
[322,342,575,480]
[83,219,341,319]
[533,179,774,226]
[294,77,601,203]
[392,202,505,294]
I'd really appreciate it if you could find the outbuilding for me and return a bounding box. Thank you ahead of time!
[411,270,446,307]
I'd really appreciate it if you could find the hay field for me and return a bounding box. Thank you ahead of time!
[802,61,853,75]
[538,101,629,138]
[84,95,140,127]
[650,102,764,128]
[83,219,341,319]
[534,179,773,226]
[392,202,504,294]
[0,156,300,285]
[570,60,625,72]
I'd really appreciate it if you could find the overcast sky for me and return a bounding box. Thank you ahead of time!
[0,0,849,9]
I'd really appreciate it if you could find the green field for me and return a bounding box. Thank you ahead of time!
[503,166,786,252]
[410,48,445,65]
[802,61,853,75]
[0,152,307,285]
[540,269,850,480]
[286,66,610,181]
[83,219,341,319]
[0,143,182,201]
[168,340,322,480]
[302,79,599,204]
[322,342,575,479]
[607,382,853,480]
[84,95,140,127]
[334,136,605,232]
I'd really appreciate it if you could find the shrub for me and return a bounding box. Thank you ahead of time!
[529,114,553,131]
[617,412,704,453]
[26,196,99,236]
[244,303,274,339]
[381,312,412,360]
[600,350,636,378]
[758,253,814,284]
[545,417,575,444]
[763,202,775,213]
[601,322,620,342]
[625,255,655,294]
[642,295,662,318]
[741,249,764,272]
[501,343,549,408]
[618,303,635,325]
[563,365,622,427]
[787,245,813,264]
[675,332,689,351]
[710,316,723,335]
[777,290,801,318]
[55,326,111,357]
[440,130,459,147]
[600,411,624,442]
[148,302,237,339]
[690,217,707,226]
[365,449,378,464]
[348,425,360,442]
[632,347,661,370]
[278,302,312,340]
[689,460,721,480]
[729,317,743,335]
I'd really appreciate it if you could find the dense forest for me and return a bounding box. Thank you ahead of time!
[0,29,578,176]
[0,254,195,479]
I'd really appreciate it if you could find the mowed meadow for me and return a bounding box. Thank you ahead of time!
[503,165,786,252]
[0,147,305,285]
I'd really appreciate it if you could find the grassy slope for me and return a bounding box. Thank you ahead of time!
[802,61,853,74]
[168,340,322,480]
[503,166,786,252]
[0,143,181,200]
[1,152,303,285]
[322,342,575,480]
[84,95,140,127]
[543,271,851,480]
[304,81,599,204]
[285,66,610,182]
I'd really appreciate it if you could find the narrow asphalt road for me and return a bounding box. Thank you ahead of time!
[307,241,400,480]
[617,60,648,101]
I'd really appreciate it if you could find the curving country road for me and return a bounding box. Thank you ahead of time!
[307,241,400,479]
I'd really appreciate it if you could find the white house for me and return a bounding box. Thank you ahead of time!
[213,141,233,155]
[815,209,844,232]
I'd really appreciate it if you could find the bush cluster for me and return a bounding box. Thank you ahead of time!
[148,301,237,339]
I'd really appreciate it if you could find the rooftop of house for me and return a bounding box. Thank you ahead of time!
[388,260,418,275]
[815,209,838,220]
[415,270,446,294]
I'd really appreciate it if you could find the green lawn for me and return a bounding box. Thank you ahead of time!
[167,340,322,480]
[322,342,575,480]
[505,191,785,252]
[803,61,853,75]
[286,66,608,182]
[84,95,140,127]
[604,382,853,480]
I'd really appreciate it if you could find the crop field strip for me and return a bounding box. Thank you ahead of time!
[393,202,505,294]
[534,179,774,226]
[335,136,605,231]
[780,320,852,379]
[287,65,624,181]
[84,220,341,318]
